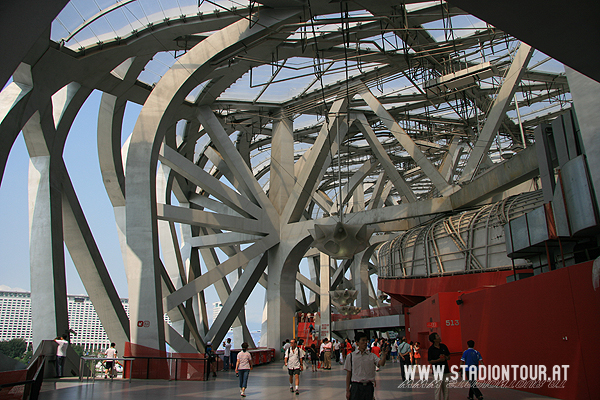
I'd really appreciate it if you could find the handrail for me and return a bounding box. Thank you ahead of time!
[121,356,210,381]
[0,380,35,388]
[0,354,45,400]
[79,356,210,382]
[79,357,133,383]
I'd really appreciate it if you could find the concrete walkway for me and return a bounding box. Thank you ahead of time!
[39,361,559,399]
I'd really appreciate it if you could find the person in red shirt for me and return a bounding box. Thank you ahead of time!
[370,340,380,357]
[370,340,381,371]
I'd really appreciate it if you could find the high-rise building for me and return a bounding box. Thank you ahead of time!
[0,291,169,353]
[212,302,223,324]
[0,291,31,346]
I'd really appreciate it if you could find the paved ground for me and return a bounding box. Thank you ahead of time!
[39,360,559,399]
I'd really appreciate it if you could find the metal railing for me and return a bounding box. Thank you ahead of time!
[0,355,45,400]
[331,305,403,322]
[78,357,132,383]
[79,356,210,382]
[126,356,210,381]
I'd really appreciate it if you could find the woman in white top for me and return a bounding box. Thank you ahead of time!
[235,342,253,397]
[390,340,398,363]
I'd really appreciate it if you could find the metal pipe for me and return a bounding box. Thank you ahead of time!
[514,94,527,148]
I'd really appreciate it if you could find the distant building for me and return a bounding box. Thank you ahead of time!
[212,302,223,323]
[0,291,170,352]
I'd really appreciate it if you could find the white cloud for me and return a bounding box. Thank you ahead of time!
[0,285,27,292]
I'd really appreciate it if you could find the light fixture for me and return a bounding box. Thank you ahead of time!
[309,222,373,259]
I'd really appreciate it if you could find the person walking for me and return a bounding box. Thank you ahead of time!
[223,338,232,371]
[322,338,333,369]
[345,339,353,362]
[461,340,484,400]
[370,340,380,372]
[54,336,69,377]
[284,339,305,395]
[390,339,398,363]
[206,341,217,378]
[381,339,390,361]
[397,337,411,380]
[428,333,451,400]
[333,339,341,364]
[344,332,388,400]
[104,342,118,379]
[413,342,421,365]
[308,344,318,372]
[235,342,253,397]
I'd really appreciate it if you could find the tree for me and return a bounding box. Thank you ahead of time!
[72,345,84,357]
[0,338,27,359]
[16,351,33,365]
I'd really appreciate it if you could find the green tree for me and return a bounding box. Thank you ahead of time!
[0,338,27,359]
[16,350,33,365]
[72,345,84,357]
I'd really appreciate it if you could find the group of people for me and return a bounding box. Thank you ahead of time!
[390,337,421,366]
[282,337,363,372]
[54,336,118,379]
[281,334,388,399]
[428,333,484,400]
[55,331,484,400]
[280,333,484,400]
[205,338,233,378]
[390,336,422,381]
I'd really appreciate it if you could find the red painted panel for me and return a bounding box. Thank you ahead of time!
[459,261,600,400]
[438,292,462,354]
[407,292,463,369]
[379,270,521,300]
[566,261,600,400]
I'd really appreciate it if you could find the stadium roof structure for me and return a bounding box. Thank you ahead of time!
[1,0,598,355]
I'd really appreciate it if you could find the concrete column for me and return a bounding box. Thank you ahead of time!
[319,252,331,340]
[270,112,295,214]
[28,155,69,349]
[565,67,600,206]
[352,250,369,311]
[266,234,312,355]
[125,136,165,352]
[237,130,252,170]
[350,183,365,213]
[266,245,297,351]
[308,256,320,304]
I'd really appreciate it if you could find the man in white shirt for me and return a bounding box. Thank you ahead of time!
[54,336,69,377]
[334,339,342,364]
[104,342,118,379]
[223,338,232,371]
[284,339,305,395]
[344,332,388,400]
[322,338,333,369]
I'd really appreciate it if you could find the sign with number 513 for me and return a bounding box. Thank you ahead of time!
[445,319,459,326]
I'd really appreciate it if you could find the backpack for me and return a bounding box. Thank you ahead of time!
[286,346,299,359]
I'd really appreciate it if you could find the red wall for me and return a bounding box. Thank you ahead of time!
[459,261,600,400]
[380,269,521,299]
[408,292,463,368]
